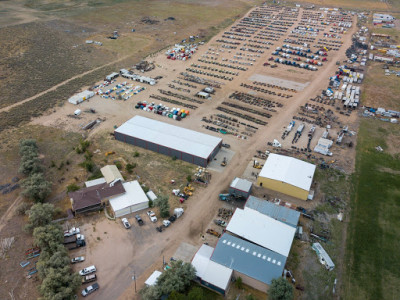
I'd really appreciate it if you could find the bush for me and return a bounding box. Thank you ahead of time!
[17,202,31,216]
[148,199,154,208]
[186,175,192,183]
[79,160,95,172]
[268,277,293,300]
[172,156,177,161]
[133,151,140,157]
[88,168,103,180]
[142,185,150,193]
[188,287,204,300]
[115,161,122,170]
[235,277,243,289]
[126,163,136,174]
[156,195,170,218]
[66,183,80,193]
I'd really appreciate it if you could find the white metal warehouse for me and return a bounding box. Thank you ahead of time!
[114,116,222,166]
[109,180,149,217]
[226,207,296,257]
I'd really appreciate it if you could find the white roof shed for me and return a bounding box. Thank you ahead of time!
[109,180,149,217]
[145,270,162,286]
[226,207,296,257]
[259,153,316,192]
[191,244,233,291]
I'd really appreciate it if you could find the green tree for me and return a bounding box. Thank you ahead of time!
[19,155,42,175]
[39,267,80,300]
[19,139,38,155]
[156,195,170,218]
[157,260,196,295]
[140,285,161,300]
[21,172,52,202]
[188,286,204,300]
[268,277,293,300]
[168,290,186,300]
[33,224,64,253]
[37,248,70,279]
[25,203,56,232]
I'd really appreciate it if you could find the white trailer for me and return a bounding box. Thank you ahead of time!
[312,242,335,271]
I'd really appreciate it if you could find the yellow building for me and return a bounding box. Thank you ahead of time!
[257,154,316,200]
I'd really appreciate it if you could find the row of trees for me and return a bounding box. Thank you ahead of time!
[140,260,196,300]
[26,203,80,299]
[19,139,51,203]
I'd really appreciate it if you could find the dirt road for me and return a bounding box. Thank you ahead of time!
[0,196,23,234]
[0,54,131,114]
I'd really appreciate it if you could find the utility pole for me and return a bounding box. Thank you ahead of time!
[132,270,137,293]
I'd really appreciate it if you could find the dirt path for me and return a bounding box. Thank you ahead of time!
[0,54,131,114]
[0,196,23,235]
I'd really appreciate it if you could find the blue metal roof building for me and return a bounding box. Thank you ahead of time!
[245,196,300,228]
[211,233,286,290]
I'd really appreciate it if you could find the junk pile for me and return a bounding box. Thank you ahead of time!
[135,61,155,72]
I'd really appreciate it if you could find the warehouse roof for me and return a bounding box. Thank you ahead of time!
[191,244,233,291]
[211,233,286,285]
[226,207,296,257]
[101,165,123,184]
[115,116,222,159]
[230,177,252,192]
[109,180,148,212]
[245,196,300,228]
[259,153,316,192]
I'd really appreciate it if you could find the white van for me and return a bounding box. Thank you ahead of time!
[79,265,96,276]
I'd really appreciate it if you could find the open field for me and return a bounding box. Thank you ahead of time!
[344,119,400,300]
[360,62,400,110]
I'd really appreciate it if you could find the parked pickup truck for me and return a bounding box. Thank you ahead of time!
[65,239,86,250]
[63,234,85,245]
[82,274,97,284]
[64,227,80,237]
[81,283,99,297]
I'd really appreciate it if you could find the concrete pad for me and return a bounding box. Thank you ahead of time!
[248,74,310,91]
[173,242,198,262]
[207,148,235,172]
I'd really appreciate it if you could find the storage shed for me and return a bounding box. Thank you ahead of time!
[109,180,149,217]
[100,165,123,184]
[68,90,95,105]
[256,154,316,200]
[114,116,222,167]
[229,177,252,199]
[191,244,233,295]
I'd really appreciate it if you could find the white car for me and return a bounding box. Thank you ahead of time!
[121,218,131,229]
[71,256,85,264]
[147,211,157,222]
[163,220,171,227]
[79,265,96,276]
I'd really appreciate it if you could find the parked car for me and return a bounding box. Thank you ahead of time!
[147,211,157,222]
[82,274,97,284]
[168,215,176,222]
[221,143,231,148]
[121,218,131,229]
[64,227,80,237]
[135,215,144,226]
[71,256,85,264]
[163,220,171,227]
[81,283,99,297]
[79,265,96,276]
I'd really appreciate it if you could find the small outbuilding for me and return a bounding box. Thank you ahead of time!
[145,271,162,287]
[68,90,95,105]
[229,177,252,199]
[109,180,149,217]
[256,154,316,200]
[100,165,124,184]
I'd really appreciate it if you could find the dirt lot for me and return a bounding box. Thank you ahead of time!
[0,3,363,300]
